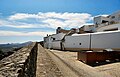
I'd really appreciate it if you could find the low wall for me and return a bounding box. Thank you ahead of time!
[0,42,38,77]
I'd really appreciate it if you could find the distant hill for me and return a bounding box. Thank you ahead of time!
[0,41,32,52]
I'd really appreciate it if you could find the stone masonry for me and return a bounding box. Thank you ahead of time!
[0,42,37,77]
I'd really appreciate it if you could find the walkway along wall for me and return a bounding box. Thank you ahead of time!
[0,42,38,77]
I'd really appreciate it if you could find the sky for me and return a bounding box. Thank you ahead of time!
[0,0,120,44]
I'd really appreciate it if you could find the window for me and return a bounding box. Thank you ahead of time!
[104,28,118,31]
[102,20,108,23]
[53,38,55,40]
[95,22,98,25]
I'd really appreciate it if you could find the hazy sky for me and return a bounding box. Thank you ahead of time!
[0,0,120,44]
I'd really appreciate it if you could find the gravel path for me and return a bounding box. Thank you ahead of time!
[36,44,63,77]
[50,50,112,77]
[36,45,119,77]
[46,49,79,77]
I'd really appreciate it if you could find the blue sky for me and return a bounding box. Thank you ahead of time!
[0,0,120,44]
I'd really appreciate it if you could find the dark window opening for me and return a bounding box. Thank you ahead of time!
[104,28,118,31]
[53,38,55,40]
[95,23,98,26]
[102,20,108,23]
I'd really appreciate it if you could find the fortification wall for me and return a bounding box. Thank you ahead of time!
[0,42,38,77]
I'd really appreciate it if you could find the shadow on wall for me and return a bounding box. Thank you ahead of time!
[18,42,38,77]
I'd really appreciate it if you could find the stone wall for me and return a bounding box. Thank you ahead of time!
[0,42,38,77]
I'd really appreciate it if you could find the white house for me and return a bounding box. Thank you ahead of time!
[44,33,66,49]
[43,11,120,51]
[110,10,120,23]
[44,30,120,51]
[96,24,120,32]
[82,24,95,33]
[94,16,110,28]
[94,11,120,32]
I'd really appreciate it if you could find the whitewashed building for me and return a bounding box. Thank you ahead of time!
[63,30,120,51]
[44,30,120,51]
[80,24,96,33]
[43,11,120,51]
[44,33,66,49]
[94,11,120,32]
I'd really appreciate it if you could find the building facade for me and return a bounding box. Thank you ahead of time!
[94,11,120,32]
[43,11,120,51]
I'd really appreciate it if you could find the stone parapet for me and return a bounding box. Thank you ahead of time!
[0,42,38,77]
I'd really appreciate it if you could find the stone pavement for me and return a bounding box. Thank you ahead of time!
[36,44,63,77]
